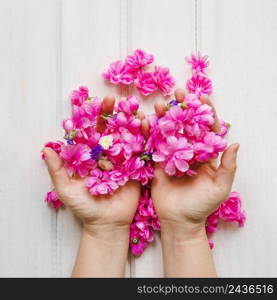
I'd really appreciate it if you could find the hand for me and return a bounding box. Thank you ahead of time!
[149,89,239,277]
[43,95,150,277]
[151,89,239,235]
[43,95,144,234]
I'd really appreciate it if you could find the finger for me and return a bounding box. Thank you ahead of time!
[141,118,150,138]
[200,96,220,133]
[174,88,186,103]
[137,111,145,120]
[154,101,167,117]
[215,143,239,189]
[43,147,70,189]
[102,95,116,114]
[96,95,115,132]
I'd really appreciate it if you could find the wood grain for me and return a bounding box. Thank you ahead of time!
[129,0,194,277]
[0,0,59,277]
[0,0,277,277]
[201,0,277,277]
[57,0,131,277]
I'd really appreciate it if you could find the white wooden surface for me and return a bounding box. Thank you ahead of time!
[0,0,277,277]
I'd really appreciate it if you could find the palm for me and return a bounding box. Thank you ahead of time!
[55,175,140,227]
[152,162,230,224]
[151,89,238,226]
[44,95,144,228]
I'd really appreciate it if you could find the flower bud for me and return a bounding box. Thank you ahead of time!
[62,118,74,132]
[180,102,188,109]
[69,130,78,139]
[132,237,138,244]
[98,157,114,171]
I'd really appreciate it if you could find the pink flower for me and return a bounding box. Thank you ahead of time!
[134,71,157,96]
[81,127,101,147]
[219,192,246,227]
[109,169,129,186]
[189,101,214,127]
[125,49,154,69]
[120,129,145,156]
[102,61,134,85]
[71,97,102,131]
[130,224,150,256]
[206,210,219,234]
[153,136,194,176]
[145,114,161,152]
[183,102,215,139]
[70,86,89,106]
[158,105,187,137]
[42,141,64,159]
[109,111,141,133]
[186,52,209,75]
[218,119,230,138]
[152,66,175,96]
[137,194,160,231]
[71,105,91,129]
[45,190,64,209]
[205,192,246,249]
[125,156,154,185]
[82,97,102,120]
[85,169,118,195]
[117,95,139,115]
[186,74,212,97]
[62,118,74,132]
[130,187,160,255]
[194,132,227,162]
[107,123,144,159]
[136,221,155,242]
[60,143,95,177]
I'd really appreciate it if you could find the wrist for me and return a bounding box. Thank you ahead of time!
[160,220,207,246]
[160,221,216,278]
[72,223,130,278]
[83,223,130,245]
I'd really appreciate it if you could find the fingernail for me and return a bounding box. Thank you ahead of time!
[233,143,240,155]
[42,148,49,159]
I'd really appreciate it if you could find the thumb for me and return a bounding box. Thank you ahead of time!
[215,143,239,190]
[141,118,150,138]
[43,147,70,189]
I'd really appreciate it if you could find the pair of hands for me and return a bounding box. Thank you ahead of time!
[43,88,239,274]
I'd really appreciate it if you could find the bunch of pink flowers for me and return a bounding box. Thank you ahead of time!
[103,49,175,96]
[206,192,246,248]
[146,52,223,176]
[42,52,246,255]
[43,88,154,198]
[141,52,246,249]
[130,186,160,255]
[146,95,229,176]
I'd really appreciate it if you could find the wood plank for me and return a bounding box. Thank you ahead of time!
[1,0,277,278]
[0,0,59,276]
[57,0,131,277]
[129,0,194,277]
[201,0,277,276]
